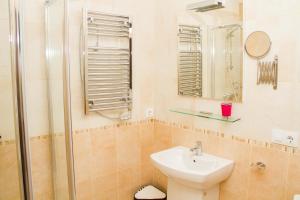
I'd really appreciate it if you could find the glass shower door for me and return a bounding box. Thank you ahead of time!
[0,0,23,199]
[45,0,75,199]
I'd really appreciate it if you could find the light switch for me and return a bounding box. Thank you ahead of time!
[272,129,299,147]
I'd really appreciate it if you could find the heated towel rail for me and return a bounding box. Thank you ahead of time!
[81,10,132,119]
[178,25,202,97]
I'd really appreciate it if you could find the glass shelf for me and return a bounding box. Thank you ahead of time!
[169,108,241,123]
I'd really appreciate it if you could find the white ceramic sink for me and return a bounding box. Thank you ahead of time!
[151,146,234,200]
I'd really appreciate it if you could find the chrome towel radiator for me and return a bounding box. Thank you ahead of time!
[81,10,132,119]
[178,25,202,97]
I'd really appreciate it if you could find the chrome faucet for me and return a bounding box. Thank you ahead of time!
[190,141,202,156]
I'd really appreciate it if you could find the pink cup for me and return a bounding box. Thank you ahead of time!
[221,103,232,117]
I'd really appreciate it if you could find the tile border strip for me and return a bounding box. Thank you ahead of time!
[1,118,298,155]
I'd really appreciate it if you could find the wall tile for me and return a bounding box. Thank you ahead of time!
[117,167,141,200]
[74,131,93,183]
[0,142,21,200]
[247,144,289,200]
[219,137,251,200]
[91,172,118,200]
[286,153,300,200]
[30,137,54,199]
[116,125,141,171]
[153,168,168,193]
[76,180,93,200]
[153,122,172,152]
[139,122,155,166]
[90,127,117,178]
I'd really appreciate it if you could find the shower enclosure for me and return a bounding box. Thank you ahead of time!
[0,0,76,199]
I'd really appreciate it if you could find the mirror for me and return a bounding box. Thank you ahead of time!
[245,31,271,59]
[178,0,243,102]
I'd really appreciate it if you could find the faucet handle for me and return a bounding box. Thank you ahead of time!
[196,141,202,147]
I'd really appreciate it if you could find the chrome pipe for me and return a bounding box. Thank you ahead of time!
[87,10,129,19]
[88,67,129,71]
[179,24,200,28]
[91,101,131,106]
[91,96,129,101]
[87,21,130,28]
[88,26,129,33]
[88,62,130,66]
[87,15,129,23]
[88,32,129,37]
[88,72,129,75]
[179,54,202,57]
[179,36,201,39]
[88,92,127,97]
[89,82,130,86]
[88,87,129,91]
[88,52,129,56]
[88,46,129,51]
[88,58,130,62]
[179,51,201,53]
[89,106,129,112]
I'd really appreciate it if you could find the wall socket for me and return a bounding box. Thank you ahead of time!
[145,108,154,118]
[272,129,299,147]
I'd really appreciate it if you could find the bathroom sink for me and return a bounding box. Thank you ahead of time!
[151,146,234,190]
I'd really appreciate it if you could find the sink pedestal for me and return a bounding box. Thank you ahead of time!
[167,179,219,200]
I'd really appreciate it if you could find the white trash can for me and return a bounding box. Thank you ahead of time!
[294,195,300,200]
[134,185,167,200]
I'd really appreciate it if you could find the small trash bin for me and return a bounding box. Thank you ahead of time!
[134,185,167,200]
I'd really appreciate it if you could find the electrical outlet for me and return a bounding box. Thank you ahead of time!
[145,108,154,118]
[272,129,299,147]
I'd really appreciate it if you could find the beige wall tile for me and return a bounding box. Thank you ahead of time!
[139,122,155,166]
[91,172,118,200]
[141,164,154,186]
[116,125,141,171]
[219,138,251,200]
[30,138,54,199]
[153,122,172,152]
[247,145,289,200]
[153,168,168,193]
[117,167,141,200]
[73,122,157,200]
[90,128,117,178]
[0,142,21,200]
[76,180,93,200]
[286,153,300,200]
[172,126,199,147]
[74,131,93,183]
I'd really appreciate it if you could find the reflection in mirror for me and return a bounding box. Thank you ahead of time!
[178,0,243,102]
[208,24,243,102]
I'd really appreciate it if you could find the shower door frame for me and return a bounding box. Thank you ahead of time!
[63,0,77,198]
[8,0,33,199]
[44,0,77,199]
